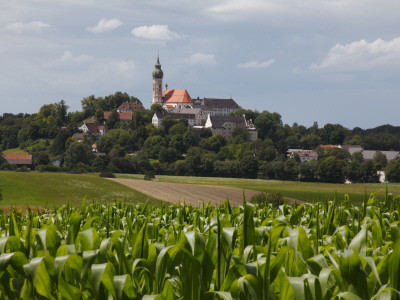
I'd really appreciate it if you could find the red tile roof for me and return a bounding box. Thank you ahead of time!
[4,154,32,165]
[163,89,193,104]
[104,111,133,121]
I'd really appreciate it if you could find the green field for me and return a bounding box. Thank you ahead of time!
[1,171,400,208]
[0,171,162,209]
[117,173,400,203]
[2,148,29,155]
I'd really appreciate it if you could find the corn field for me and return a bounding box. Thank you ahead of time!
[1,192,400,299]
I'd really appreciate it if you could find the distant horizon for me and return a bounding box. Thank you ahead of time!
[1,91,398,132]
[1,1,400,129]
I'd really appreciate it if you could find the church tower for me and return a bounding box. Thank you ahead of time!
[152,55,164,105]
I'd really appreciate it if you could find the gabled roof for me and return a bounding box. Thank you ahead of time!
[199,98,241,109]
[163,89,193,104]
[4,154,32,165]
[117,101,144,111]
[85,123,107,134]
[104,111,133,121]
[362,150,400,161]
[210,116,246,128]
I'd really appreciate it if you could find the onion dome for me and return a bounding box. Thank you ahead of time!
[152,56,163,79]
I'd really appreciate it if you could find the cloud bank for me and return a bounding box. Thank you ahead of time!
[311,37,400,72]
[131,25,182,41]
[5,21,50,33]
[237,59,275,69]
[86,18,122,33]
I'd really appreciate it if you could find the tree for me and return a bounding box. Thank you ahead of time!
[240,152,258,178]
[283,159,299,181]
[351,152,364,163]
[33,151,50,167]
[318,156,347,183]
[254,111,283,141]
[54,100,69,126]
[143,135,167,158]
[161,115,177,134]
[232,126,250,143]
[361,160,379,183]
[95,108,105,123]
[320,123,350,145]
[208,135,227,153]
[64,142,95,169]
[300,134,321,150]
[106,109,120,129]
[385,160,400,182]
[299,160,318,182]
[81,95,99,117]
[150,103,166,114]
[372,151,387,170]
[285,135,300,149]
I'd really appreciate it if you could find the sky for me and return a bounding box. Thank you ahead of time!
[1,0,400,129]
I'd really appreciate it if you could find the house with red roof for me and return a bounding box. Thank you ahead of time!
[4,154,32,168]
[103,111,132,123]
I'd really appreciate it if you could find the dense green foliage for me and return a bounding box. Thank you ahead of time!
[2,92,400,182]
[0,193,400,299]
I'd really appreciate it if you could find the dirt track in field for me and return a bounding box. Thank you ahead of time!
[108,178,261,206]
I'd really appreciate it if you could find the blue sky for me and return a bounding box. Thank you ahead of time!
[1,0,400,129]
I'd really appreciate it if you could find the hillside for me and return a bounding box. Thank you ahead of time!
[0,171,162,208]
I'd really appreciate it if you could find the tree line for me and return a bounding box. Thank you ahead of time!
[1,91,400,182]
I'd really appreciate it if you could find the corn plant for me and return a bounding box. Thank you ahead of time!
[0,193,400,299]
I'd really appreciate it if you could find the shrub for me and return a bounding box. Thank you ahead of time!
[99,171,115,178]
[250,192,285,208]
[16,166,29,172]
[36,165,61,172]
[144,170,155,181]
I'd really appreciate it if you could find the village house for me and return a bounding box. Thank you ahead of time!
[4,154,33,169]
[117,101,144,112]
[205,115,258,141]
[78,122,108,138]
[287,149,318,162]
[103,111,132,123]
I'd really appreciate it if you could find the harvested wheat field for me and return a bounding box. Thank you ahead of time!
[108,178,262,206]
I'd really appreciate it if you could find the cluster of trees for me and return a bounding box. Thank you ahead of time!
[2,92,400,182]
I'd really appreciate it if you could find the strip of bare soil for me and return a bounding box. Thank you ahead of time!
[108,178,303,206]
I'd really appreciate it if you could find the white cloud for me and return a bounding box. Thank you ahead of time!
[188,53,216,65]
[86,18,122,33]
[61,51,92,63]
[237,59,275,69]
[310,37,400,72]
[131,25,182,41]
[5,21,50,33]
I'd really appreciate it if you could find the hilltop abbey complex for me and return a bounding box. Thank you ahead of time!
[150,56,258,140]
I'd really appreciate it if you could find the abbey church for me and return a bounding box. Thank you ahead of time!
[151,56,257,141]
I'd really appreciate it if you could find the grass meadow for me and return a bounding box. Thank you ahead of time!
[0,171,162,209]
[1,171,400,208]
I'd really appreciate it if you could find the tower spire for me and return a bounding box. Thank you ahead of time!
[152,55,163,105]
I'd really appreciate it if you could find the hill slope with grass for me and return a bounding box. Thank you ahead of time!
[0,171,162,208]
